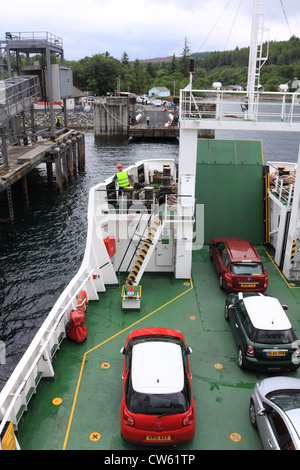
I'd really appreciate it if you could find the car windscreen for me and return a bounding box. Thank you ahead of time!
[267,390,300,412]
[230,262,263,275]
[126,367,191,415]
[127,387,190,415]
[254,328,296,344]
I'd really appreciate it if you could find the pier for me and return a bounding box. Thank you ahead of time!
[129,107,179,139]
[94,98,179,139]
[0,131,85,224]
[0,32,86,227]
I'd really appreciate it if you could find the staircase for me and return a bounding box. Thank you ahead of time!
[125,214,164,286]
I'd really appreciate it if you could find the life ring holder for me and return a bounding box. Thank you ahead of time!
[77,290,89,311]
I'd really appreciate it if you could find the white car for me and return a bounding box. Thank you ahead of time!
[249,376,300,450]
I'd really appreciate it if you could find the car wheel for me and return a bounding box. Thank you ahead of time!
[219,274,224,289]
[224,304,229,321]
[249,399,258,429]
[238,347,246,369]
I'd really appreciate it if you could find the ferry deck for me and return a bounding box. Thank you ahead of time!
[15,246,300,451]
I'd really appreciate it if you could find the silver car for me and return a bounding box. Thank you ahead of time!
[249,376,300,450]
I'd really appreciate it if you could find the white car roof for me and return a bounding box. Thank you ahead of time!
[243,296,292,330]
[131,341,184,394]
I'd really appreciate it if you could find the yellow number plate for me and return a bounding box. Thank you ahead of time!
[266,351,286,356]
[241,284,256,287]
[146,435,171,441]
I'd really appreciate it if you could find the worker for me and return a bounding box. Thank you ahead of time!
[112,163,129,194]
[146,116,150,126]
[55,116,61,128]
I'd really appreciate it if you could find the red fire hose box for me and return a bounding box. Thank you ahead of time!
[104,236,116,258]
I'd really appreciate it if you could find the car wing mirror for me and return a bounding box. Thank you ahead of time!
[120,347,127,355]
[282,305,288,310]
[258,407,267,417]
[186,346,192,355]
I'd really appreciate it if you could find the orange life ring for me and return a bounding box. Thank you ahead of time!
[77,290,89,311]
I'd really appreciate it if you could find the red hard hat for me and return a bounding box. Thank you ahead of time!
[117,164,123,169]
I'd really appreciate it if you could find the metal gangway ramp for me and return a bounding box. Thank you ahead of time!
[0,75,40,169]
[0,76,40,125]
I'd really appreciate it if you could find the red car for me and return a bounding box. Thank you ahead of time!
[209,237,268,292]
[120,327,195,444]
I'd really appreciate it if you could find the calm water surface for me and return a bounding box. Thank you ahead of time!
[0,130,299,390]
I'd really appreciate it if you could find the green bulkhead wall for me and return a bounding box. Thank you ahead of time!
[195,139,264,245]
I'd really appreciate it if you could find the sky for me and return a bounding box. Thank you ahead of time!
[1,0,299,62]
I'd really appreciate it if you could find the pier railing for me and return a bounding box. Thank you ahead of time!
[5,31,63,48]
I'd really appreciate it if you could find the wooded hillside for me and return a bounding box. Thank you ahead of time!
[66,36,300,96]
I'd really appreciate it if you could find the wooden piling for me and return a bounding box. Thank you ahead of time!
[61,143,68,185]
[46,162,54,182]
[21,175,29,202]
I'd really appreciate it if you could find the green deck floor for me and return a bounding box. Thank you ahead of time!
[16,246,300,451]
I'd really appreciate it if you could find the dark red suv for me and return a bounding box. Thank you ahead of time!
[209,237,268,292]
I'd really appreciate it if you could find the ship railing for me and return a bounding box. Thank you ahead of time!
[160,194,194,221]
[269,164,295,206]
[179,88,300,125]
[0,267,96,441]
[96,189,194,219]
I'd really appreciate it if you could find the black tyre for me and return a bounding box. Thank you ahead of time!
[249,399,258,429]
[238,347,246,370]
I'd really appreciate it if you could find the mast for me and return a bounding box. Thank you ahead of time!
[246,0,269,120]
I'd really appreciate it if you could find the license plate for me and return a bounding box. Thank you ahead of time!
[146,436,171,441]
[240,284,256,287]
[266,351,286,356]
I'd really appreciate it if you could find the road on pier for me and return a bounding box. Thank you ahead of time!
[129,104,178,138]
[138,105,169,127]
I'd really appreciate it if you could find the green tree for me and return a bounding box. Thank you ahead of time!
[67,35,300,95]
[121,52,129,66]
[180,37,191,77]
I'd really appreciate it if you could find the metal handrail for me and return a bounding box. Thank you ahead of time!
[5,31,63,47]
[180,88,300,124]
[0,76,40,126]
[0,269,94,436]
[269,164,295,206]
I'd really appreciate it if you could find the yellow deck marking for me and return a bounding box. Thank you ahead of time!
[89,432,101,442]
[214,363,223,369]
[230,432,241,442]
[101,362,110,369]
[52,398,63,406]
[62,279,194,450]
[266,251,300,288]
